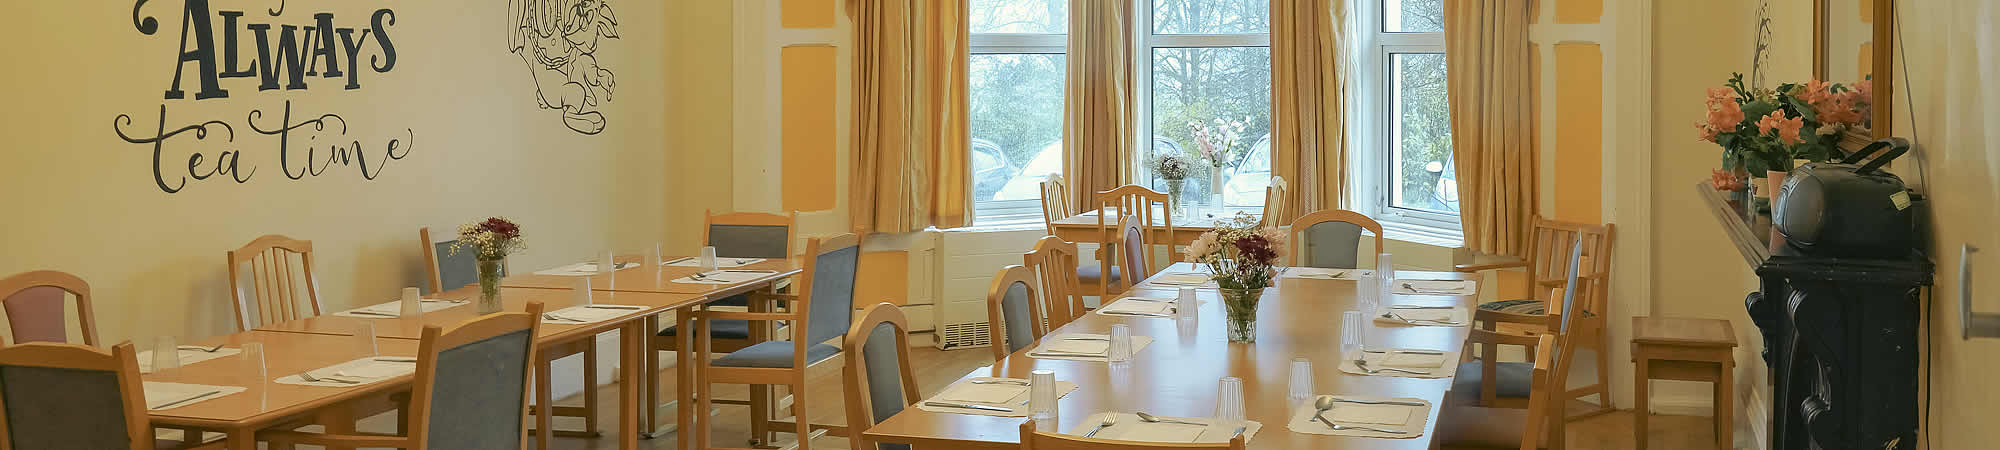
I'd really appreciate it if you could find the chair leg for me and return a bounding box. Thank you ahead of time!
[1596,327,1613,408]
[750,384,771,447]
[695,322,714,450]
[583,341,601,434]
[535,357,554,450]
[792,380,811,450]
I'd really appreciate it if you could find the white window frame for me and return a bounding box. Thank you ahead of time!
[1352,0,1460,233]
[968,20,1067,226]
[1132,0,1272,213]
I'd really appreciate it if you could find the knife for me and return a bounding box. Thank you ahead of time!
[664,257,695,265]
[1330,397,1427,407]
[152,390,222,410]
[1030,351,1107,358]
[586,305,646,310]
[1389,305,1455,310]
[348,310,398,317]
[924,401,1013,412]
[1362,349,1446,355]
[1099,311,1174,318]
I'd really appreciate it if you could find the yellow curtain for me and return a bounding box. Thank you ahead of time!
[1444,0,1538,257]
[847,0,971,233]
[1062,0,1136,208]
[1270,0,1350,223]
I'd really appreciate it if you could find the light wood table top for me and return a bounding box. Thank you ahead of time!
[864,263,1480,449]
[258,287,698,342]
[1631,316,1738,348]
[144,330,422,429]
[500,256,801,296]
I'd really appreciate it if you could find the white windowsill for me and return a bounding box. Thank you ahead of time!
[1379,220,1464,249]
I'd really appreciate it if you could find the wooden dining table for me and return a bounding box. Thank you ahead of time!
[862,262,1481,449]
[145,330,423,450]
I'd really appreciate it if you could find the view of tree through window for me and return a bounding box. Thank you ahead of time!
[1144,0,1272,210]
[969,0,1067,224]
[1383,0,1458,216]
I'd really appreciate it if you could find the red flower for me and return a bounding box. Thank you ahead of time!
[480,217,521,239]
[1232,235,1278,265]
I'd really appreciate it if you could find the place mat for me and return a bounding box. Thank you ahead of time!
[541,304,647,325]
[275,357,418,387]
[1283,268,1376,280]
[1067,412,1264,444]
[137,347,242,374]
[144,381,246,411]
[1285,396,1431,439]
[663,257,766,268]
[1372,307,1468,327]
[672,270,779,285]
[1392,279,1478,296]
[1142,273,1217,288]
[1092,298,1176,318]
[914,377,1078,418]
[332,299,469,318]
[531,262,638,276]
[1336,348,1461,379]
[1026,334,1156,362]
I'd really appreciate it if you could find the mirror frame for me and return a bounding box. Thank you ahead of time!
[1814,0,1894,147]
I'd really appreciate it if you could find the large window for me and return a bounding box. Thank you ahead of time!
[1364,0,1458,229]
[1138,0,1272,215]
[969,0,1068,226]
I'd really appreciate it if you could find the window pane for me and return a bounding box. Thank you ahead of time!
[1152,0,1269,35]
[1389,53,1456,214]
[1148,46,1271,209]
[1383,0,1445,33]
[971,0,1068,34]
[970,53,1066,224]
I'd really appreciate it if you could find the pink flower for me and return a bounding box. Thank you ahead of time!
[1797,79,1833,105]
[1707,100,1744,132]
[1852,80,1873,105]
[1696,122,1720,142]
[1757,111,1804,145]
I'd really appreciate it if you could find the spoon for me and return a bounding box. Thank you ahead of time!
[1135,412,1207,426]
[1354,358,1432,375]
[178,344,226,353]
[1326,423,1408,434]
[1083,415,1118,438]
[1312,396,1340,429]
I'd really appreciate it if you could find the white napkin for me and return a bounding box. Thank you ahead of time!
[1286,267,1359,279]
[1372,307,1469,327]
[664,257,765,268]
[1068,412,1265,444]
[532,262,635,276]
[1026,335,1156,362]
[275,357,417,387]
[541,305,643,324]
[1041,338,1110,355]
[1330,404,1414,425]
[1097,299,1172,315]
[136,347,242,374]
[914,378,1078,417]
[1104,422,1209,442]
[672,270,778,285]
[1148,273,1214,286]
[143,381,245,410]
[938,383,1027,404]
[334,299,468,318]
[1393,279,1477,295]
[1336,349,1462,379]
[1285,397,1431,438]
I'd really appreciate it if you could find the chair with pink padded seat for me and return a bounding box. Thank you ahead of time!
[0,270,100,346]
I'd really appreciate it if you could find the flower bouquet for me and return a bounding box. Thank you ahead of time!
[1183,212,1286,343]
[451,217,526,314]
[1695,73,1870,214]
[1186,117,1250,216]
[1150,152,1195,216]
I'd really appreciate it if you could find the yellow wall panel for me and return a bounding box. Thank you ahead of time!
[1553,43,1602,223]
[856,251,911,305]
[782,0,835,29]
[1859,0,1873,24]
[1554,0,1603,24]
[782,45,839,213]
[1859,41,1874,80]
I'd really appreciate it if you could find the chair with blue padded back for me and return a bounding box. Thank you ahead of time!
[0,342,229,450]
[1437,237,1587,450]
[985,265,1046,361]
[1288,209,1386,269]
[692,233,860,450]
[841,303,920,450]
[425,226,596,441]
[657,210,797,354]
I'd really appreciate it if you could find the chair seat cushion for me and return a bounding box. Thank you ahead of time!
[1477,299,1596,318]
[658,319,751,340]
[711,341,841,368]
[1076,265,1121,283]
[1449,360,1535,401]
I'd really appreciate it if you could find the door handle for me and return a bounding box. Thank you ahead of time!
[1958,244,2000,339]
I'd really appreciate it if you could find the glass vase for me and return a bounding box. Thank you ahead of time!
[1221,287,1264,343]
[1165,179,1187,218]
[1209,168,1227,219]
[477,258,505,314]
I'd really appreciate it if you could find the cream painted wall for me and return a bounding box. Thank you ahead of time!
[0,1,668,346]
[666,0,738,255]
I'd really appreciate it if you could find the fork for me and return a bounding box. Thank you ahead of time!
[1354,358,1432,375]
[1382,311,1462,326]
[970,379,1029,386]
[1328,397,1428,407]
[1401,282,1463,294]
[543,313,586,323]
[178,344,226,353]
[1323,423,1407,434]
[297,371,360,384]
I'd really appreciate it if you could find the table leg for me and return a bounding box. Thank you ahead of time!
[226,428,257,450]
[1716,362,1734,449]
[536,354,555,450]
[320,408,358,450]
[621,321,643,450]
[643,314,661,437]
[676,306,696,450]
[1634,358,1650,450]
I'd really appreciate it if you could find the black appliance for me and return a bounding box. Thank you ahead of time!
[1747,137,1930,450]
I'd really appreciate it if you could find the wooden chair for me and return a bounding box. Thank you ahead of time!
[1116,216,1155,283]
[1023,236,1085,329]
[658,210,798,354]
[1288,210,1385,269]
[985,265,1047,361]
[1260,175,1290,228]
[1016,420,1245,450]
[1439,240,1587,450]
[1039,175,1073,236]
[226,234,323,331]
[1092,185,1172,296]
[841,303,921,450]
[419,226,501,295]
[0,342,228,450]
[1438,334,1563,450]
[0,270,99,346]
[262,303,545,449]
[1454,218,1616,419]
[693,233,862,450]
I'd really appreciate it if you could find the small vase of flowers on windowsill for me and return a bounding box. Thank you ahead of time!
[1151,153,1194,218]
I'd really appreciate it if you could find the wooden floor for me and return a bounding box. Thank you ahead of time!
[348,346,1720,450]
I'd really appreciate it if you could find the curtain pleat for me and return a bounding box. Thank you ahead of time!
[1444,0,1538,257]
[1270,0,1350,223]
[1063,0,1136,208]
[847,0,970,233]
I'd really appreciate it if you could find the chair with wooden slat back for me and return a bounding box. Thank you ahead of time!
[1092,185,1172,297]
[693,233,861,450]
[1260,175,1290,228]
[226,234,324,331]
[261,303,546,450]
[841,303,921,450]
[1455,218,1616,419]
[0,270,100,346]
[1039,175,1072,236]
[1288,209,1385,269]
[985,265,1046,361]
[1016,420,1245,450]
[0,342,227,450]
[1022,236,1085,329]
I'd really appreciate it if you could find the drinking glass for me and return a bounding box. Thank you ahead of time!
[399,287,423,316]
[699,246,720,272]
[1214,377,1246,424]
[1340,311,1365,357]
[1106,324,1133,363]
[239,342,267,380]
[599,251,617,274]
[1288,357,1314,406]
[1029,369,1058,420]
[1376,252,1396,290]
[573,277,594,306]
[152,336,182,372]
[1176,287,1197,318]
[645,242,663,269]
[1356,273,1380,313]
[352,323,377,358]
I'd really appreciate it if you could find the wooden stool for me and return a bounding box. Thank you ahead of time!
[1631,316,1738,450]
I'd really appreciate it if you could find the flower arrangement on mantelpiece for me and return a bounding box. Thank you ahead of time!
[452,217,526,314]
[1150,152,1195,217]
[1695,73,1871,214]
[1183,212,1286,343]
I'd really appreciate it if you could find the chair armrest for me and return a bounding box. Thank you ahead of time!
[697,311,796,322]
[1464,328,1543,347]
[1454,261,1528,273]
[1472,308,1559,329]
[747,293,798,303]
[256,430,410,448]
